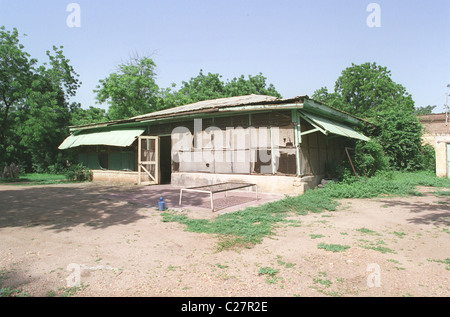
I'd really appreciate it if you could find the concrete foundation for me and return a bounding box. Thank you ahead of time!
[91,170,326,195]
[171,172,323,195]
[92,170,139,184]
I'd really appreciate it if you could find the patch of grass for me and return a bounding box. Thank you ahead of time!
[58,284,89,297]
[0,268,29,297]
[0,287,29,297]
[393,231,407,238]
[258,267,279,276]
[215,263,229,269]
[357,227,380,235]
[258,267,282,284]
[317,243,350,253]
[276,256,296,269]
[360,240,396,254]
[432,190,450,197]
[309,234,324,239]
[161,171,450,250]
[0,173,67,186]
[427,258,450,270]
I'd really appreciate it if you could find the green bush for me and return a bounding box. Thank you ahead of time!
[65,164,92,182]
[418,144,436,172]
[354,140,389,177]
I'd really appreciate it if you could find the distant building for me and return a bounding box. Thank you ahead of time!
[418,113,450,178]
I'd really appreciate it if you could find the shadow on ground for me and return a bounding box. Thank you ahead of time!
[0,183,270,232]
[378,195,449,227]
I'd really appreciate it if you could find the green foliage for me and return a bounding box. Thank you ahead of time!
[317,243,350,252]
[65,164,92,182]
[161,171,450,250]
[162,70,282,108]
[334,62,415,118]
[69,102,108,126]
[414,105,436,115]
[0,26,79,172]
[258,267,279,276]
[353,140,389,177]
[418,144,436,172]
[94,56,161,120]
[373,109,424,171]
[313,62,428,172]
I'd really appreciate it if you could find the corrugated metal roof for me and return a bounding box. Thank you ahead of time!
[131,94,280,120]
[58,128,145,149]
[68,94,371,132]
[300,111,370,141]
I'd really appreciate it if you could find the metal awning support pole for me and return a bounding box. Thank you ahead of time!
[292,110,302,176]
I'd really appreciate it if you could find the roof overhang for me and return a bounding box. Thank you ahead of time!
[298,111,370,141]
[58,128,145,150]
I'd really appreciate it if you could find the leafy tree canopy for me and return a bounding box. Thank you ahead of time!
[94,56,161,120]
[313,62,415,119]
[0,26,80,172]
[313,62,428,172]
[414,105,436,116]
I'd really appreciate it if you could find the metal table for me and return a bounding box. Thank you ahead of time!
[179,182,258,211]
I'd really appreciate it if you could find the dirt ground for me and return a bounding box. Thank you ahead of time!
[0,182,448,297]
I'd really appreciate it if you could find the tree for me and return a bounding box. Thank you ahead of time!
[224,73,282,98]
[312,86,344,109]
[0,26,80,172]
[69,102,108,126]
[313,62,425,172]
[333,62,415,118]
[94,56,161,120]
[0,27,35,165]
[414,105,436,116]
[164,70,282,108]
[374,108,424,170]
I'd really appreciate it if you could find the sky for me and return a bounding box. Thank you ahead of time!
[0,0,449,113]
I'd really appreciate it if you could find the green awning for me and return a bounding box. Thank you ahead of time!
[58,128,145,150]
[300,112,370,141]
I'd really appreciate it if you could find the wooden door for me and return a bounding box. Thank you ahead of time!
[138,136,159,185]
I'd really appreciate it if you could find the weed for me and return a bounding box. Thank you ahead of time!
[161,171,450,250]
[427,258,450,270]
[317,243,350,253]
[432,191,450,197]
[360,240,396,254]
[258,267,279,276]
[357,227,380,235]
[57,284,89,297]
[313,278,331,288]
[309,234,324,239]
[215,263,229,269]
[393,231,407,238]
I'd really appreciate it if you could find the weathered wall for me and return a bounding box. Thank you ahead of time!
[419,114,450,178]
[434,136,450,178]
[171,172,322,195]
[170,111,297,176]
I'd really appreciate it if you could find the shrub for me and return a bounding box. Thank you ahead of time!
[354,140,389,177]
[65,164,92,182]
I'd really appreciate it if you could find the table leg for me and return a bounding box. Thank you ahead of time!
[179,189,183,206]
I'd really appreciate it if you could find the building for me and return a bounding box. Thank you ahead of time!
[58,94,371,194]
[418,113,450,178]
